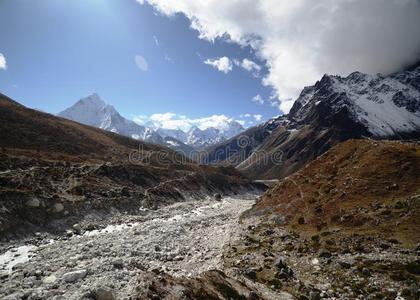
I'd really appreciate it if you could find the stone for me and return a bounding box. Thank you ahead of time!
[43,274,57,284]
[248,291,260,300]
[93,286,116,300]
[319,250,332,258]
[0,271,9,280]
[120,187,130,197]
[112,259,124,269]
[298,216,306,224]
[53,203,64,213]
[26,198,40,208]
[72,224,82,233]
[406,260,420,275]
[274,256,287,270]
[214,193,222,201]
[338,260,352,269]
[62,269,87,283]
[309,291,321,300]
[244,269,257,281]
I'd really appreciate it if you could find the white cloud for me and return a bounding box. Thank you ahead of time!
[235,119,246,126]
[137,0,420,113]
[234,58,261,76]
[135,113,244,131]
[252,94,264,105]
[204,57,232,74]
[254,114,262,122]
[164,53,175,64]
[0,53,7,70]
[133,114,148,124]
[153,35,159,47]
[135,55,148,71]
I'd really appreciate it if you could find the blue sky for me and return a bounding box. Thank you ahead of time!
[0,0,279,129]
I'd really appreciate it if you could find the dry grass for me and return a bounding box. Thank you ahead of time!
[251,139,420,246]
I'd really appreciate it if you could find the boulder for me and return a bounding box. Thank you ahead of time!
[26,198,41,208]
[112,259,124,269]
[93,286,116,300]
[318,250,332,258]
[62,269,87,283]
[43,274,57,284]
[213,193,222,201]
[53,203,64,213]
[274,256,287,270]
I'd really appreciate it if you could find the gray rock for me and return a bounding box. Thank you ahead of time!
[0,271,9,280]
[93,286,116,300]
[43,274,57,284]
[318,250,332,258]
[244,269,257,281]
[112,259,123,269]
[62,269,87,283]
[72,223,82,233]
[274,256,287,270]
[214,193,222,201]
[54,203,64,213]
[338,260,352,269]
[26,198,41,208]
[361,267,371,276]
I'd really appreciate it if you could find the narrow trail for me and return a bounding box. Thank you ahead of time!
[143,171,196,196]
[0,195,257,299]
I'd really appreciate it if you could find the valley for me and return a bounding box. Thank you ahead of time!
[0,62,419,300]
[0,195,267,299]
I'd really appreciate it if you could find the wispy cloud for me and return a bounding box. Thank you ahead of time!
[134,55,148,71]
[164,53,175,64]
[153,35,159,47]
[204,57,232,74]
[0,53,7,70]
[252,94,264,105]
[234,58,261,77]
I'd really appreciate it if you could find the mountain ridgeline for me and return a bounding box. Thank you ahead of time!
[58,94,245,153]
[205,64,420,179]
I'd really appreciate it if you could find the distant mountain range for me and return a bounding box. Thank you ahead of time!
[58,94,245,152]
[205,63,420,179]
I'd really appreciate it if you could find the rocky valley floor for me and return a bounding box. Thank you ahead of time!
[0,194,283,300]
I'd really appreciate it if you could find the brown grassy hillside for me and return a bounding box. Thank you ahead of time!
[251,139,420,244]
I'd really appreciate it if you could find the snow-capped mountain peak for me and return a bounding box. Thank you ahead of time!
[288,64,420,137]
[58,94,163,144]
[59,94,248,151]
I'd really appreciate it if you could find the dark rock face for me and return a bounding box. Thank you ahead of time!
[392,91,420,113]
[204,65,420,179]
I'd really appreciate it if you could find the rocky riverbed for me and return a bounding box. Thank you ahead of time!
[0,195,261,299]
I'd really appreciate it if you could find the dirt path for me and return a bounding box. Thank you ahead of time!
[0,195,257,299]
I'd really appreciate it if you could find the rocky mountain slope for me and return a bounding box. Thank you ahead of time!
[223,139,420,299]
[0,93,264,236]
[205,65,420,179]
[59,94,245,152]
